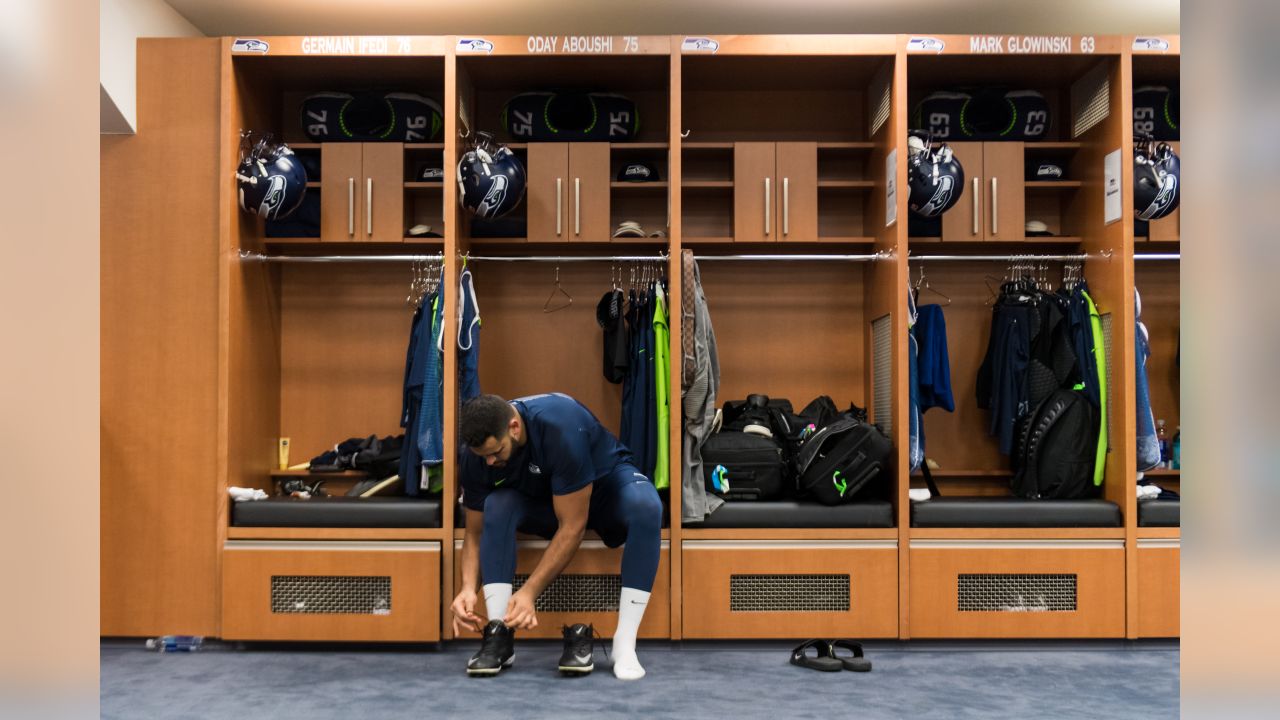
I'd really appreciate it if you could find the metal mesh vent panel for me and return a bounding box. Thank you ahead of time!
[271,575,391,615]
[729,574,850,612]
[513,574,621,613]
[1071,61,1111,138]
[1101,312,1113,447]
[957,573,1077,612]
[869,62,892,137]
[872,314,893,436]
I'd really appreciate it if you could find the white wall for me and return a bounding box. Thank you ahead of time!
[100,0,203,133]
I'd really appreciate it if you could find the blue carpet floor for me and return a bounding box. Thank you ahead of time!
[101,639,1179,720]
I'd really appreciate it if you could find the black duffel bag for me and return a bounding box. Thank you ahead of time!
[794,416,891,505]
[701,430,788,501]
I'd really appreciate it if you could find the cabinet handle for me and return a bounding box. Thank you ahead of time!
[783,177,790,236]
[575,177,581,236]
[556,178,562,236]
[366,178,373,236]
[764,177,772,236]
[990,177,998,236]
[348,177,355,236]
[972,177,980,236]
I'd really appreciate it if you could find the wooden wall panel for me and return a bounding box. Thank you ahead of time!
[698,262,866,407]
[279,265,420,462]
[1136,546,1180,637]
[471,262,629,434]
[101,38,222,636]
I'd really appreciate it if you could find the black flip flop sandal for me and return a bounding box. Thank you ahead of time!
[829,639,872,672]
[790,639,843,672]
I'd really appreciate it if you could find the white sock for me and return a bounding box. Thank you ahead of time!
[612,587,649,680]
[482,583,512,624]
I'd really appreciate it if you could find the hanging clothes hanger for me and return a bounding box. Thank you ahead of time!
[543,265,573,313]
[914,265,952,306]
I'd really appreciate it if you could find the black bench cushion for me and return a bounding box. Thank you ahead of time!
[232,497,442,528]
[684,500,894,529]
[911,498,1121,528]
[1138,500,1180,527]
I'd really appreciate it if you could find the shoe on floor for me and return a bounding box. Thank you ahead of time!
[467,620,515,677]
[558,623,596,675]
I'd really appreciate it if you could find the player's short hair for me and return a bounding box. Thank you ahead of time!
[459,394,514,448]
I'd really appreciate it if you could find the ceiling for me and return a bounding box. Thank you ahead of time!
[164,0,1179,37]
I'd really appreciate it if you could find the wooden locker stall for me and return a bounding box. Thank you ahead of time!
[445,38,678,640]
[676,37,907,640]
[217,41,453,642]
[902,38,1135,638]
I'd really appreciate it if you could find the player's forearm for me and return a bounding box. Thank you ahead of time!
[519,525,585,598]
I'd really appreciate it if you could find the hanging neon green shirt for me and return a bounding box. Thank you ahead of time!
[1083,290,1107,486]
[652,285,671,490]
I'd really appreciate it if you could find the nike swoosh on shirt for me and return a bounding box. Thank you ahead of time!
[495,478,506,486]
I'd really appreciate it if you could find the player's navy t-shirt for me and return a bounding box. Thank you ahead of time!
[460,393,635,512]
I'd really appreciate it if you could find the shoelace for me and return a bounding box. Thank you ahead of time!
[563,624,609,661]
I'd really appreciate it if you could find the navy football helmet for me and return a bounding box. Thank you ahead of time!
[907,131,965,218]
[236,132,308,220]
[457,132,526,219]
[1134,135,1180,221]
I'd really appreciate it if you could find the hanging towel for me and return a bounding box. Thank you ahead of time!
[653,282,671,490]
[680,258,724,521]
[914,303,955,414]
[1135,288,1161,471]
[457,264,482,403]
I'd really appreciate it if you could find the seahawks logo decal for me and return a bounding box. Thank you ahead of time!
[681,37,719,54]
[259,175,287,219]
[232,38,270,54]
[1139,174,1178,221]
[478,175,509,218]
[919,175,955,217]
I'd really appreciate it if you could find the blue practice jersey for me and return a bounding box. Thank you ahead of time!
[460,393,635,511]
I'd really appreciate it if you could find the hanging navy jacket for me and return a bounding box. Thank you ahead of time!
[914,303,955,414]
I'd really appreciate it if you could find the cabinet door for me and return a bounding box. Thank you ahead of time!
[982,142,1025,241]
[940,142,984,242]
[734,142,776,242]
[320,144,364,242]
[1147,141,1180,242]
[527,143,569,242]
[775,142,818,242]
[569,143,610,241]
[362,143,404,243]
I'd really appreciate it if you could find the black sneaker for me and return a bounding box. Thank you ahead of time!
[558,623,597,675]
[467,620,515,677]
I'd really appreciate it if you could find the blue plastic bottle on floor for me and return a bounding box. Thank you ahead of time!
[146,635,203,652]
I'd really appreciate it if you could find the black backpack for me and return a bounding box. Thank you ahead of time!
[1011,389,1099,499]
[794,415,891,505]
